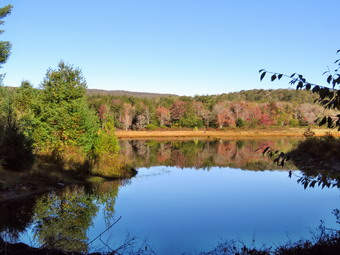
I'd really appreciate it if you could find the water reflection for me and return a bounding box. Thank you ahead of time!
[0,138,338,254]
[0,180,126,252]
[119,138,301,170]
[33,187,98,252]
[0,195,36,242]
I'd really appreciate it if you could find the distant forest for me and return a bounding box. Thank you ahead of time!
[87,89,332,130]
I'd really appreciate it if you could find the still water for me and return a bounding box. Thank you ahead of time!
[1,138,339,254]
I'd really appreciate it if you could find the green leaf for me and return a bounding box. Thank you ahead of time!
[304,182,308,189]
[296,81,303,90]
[327,75,332,84]
[260,72,266,81]
[310,180,317,188]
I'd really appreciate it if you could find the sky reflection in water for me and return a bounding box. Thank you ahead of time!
[89,166,339,255]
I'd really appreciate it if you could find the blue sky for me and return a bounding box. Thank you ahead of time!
[0,0,339,96]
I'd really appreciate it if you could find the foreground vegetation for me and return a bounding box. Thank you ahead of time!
[1,213,339,255]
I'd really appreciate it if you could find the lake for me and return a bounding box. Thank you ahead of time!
[0,138,339,254]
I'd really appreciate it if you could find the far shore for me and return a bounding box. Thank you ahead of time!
[116,128,340,139]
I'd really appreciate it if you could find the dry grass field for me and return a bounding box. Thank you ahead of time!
[116,128,340,139]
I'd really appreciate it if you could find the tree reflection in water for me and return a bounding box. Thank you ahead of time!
[33,186,98,252]
[119,138,301,170]
[32,180,129,253]
[0,138,339,254]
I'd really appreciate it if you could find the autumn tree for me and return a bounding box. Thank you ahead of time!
[132,106,150,130]
[230,101,246,120]
[98,104,109,124]
[297,104,323,126]
[170,100,187,126]
[156,106,170,126]
[259,50,340,130]
[213,102,235,128]
[193,101,213,128]
[120,103,134,131]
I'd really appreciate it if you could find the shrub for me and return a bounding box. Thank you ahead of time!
[236,118,246,128]
[146,124,158,130]
[289,118,299,127]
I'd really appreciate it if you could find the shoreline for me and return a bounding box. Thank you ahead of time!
[116,128,340,139]
[1,129,338,203]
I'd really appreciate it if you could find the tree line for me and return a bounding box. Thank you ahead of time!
[87,89,330,130]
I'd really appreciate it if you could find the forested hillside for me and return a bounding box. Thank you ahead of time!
[87,89,177,98]
[87,89,329,130]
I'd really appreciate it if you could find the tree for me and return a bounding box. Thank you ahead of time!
[156,106,170,126]
[193,101,213,128]
[0,5,34,171]
[132,106,150,130]
[0,4,12,82]
[213,102,235,128]
[259,50,340,130]
[32,61,100,152]
[0,89,34,170]
[230,101,246,120]
[120,103,134,131]
[170,100,187,125]
[297,104,323,126]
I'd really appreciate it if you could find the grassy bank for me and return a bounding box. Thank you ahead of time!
[116,127,340,139]
[0,151,136,203]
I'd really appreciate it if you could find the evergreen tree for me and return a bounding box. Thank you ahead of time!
[0,4,12,82]
[33,61,100,152]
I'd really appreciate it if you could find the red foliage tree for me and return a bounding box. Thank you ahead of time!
[170,100,187,124]
[156,106,170,126]
[213,102,235,128]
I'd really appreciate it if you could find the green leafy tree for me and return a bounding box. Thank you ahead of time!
[32,61,100,152]
[0,4,12,82]
[0,88,34,170]
[0,5,34,171]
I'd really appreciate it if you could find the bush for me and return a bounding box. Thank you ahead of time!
[289,118,299,127]
[236,118,246,128]
[146,124,158,130]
